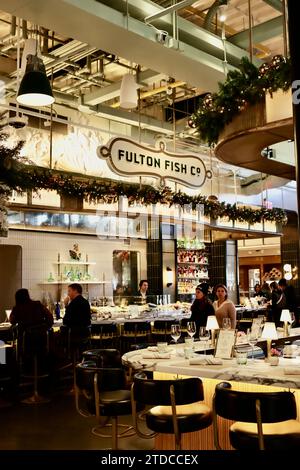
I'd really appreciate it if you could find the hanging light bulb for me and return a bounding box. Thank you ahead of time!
[219,4,228,23]
[119,74,138,109]
[17,54,54,107]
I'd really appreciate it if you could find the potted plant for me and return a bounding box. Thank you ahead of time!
[269,348,281,365]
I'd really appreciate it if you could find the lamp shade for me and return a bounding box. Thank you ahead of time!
[280,309,292,323]
[17,54,54,107]
[120,74,138,109]
[261,322,278,340]
[206,315,219,330]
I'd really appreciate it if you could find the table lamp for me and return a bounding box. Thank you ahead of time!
[206,315,219,347]
[280,309,292,337]
[261,322,278,359]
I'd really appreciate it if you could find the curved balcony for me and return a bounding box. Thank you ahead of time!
[215,96,295,180]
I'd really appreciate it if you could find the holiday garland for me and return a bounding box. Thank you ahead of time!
[189,55,292,145]
[0,131,287,226]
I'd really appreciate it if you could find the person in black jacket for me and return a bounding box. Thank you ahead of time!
[63,283,91,328]
[189,283,215,337]
[10,288,53,330]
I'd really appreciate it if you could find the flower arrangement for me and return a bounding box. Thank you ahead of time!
[270,348,281,357]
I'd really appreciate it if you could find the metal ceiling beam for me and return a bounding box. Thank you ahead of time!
[262,0,283,12]
[0,0,255,93]
[229,16,283,48]
[145,0,196,23]
[84,69,165,106]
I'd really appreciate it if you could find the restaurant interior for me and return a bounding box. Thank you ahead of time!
[1,0,300,453]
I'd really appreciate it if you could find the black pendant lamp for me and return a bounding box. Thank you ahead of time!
[17,54,54,107]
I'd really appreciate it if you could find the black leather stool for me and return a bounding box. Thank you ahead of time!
[19,324,52,404]
[213,381,300,450]
[131,372,212,450]
[75,362,138,449]
[82,349,121,368]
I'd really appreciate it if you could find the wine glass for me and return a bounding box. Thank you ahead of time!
[199,326,210,355]
[171,324,181,344]
[187,321,196,339]
[247,328,259,362]
[222,318,231,330]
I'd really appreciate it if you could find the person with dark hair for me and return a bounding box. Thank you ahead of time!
[189,283,215,336]
[253,283,262,297]
[9,288,53,330]
[269,281,286,326]
[213,284,236,329]
[278,278,297,314]
[63,284,91,328]
[131,279,150,304]
[260,282,271,301]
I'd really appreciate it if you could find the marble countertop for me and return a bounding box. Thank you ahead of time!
[122,342,300,389]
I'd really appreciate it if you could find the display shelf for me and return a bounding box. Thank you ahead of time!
[178,277,209,280]
[53,261,96,265]
[177,262,209,266]
[40,281,110,285]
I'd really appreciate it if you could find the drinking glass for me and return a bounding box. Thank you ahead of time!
[222,318,231,330]
[171,324,181,344]
[199,326,210,355]
[187,321,196,339]
[247,328,259,362]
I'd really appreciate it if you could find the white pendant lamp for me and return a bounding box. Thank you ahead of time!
[120,74,138,109]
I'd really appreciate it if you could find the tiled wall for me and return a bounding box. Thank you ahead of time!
[0,230,147,303]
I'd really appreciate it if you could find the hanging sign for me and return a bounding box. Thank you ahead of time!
[97,137,211,188]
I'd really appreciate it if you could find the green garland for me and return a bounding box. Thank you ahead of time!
[189,55,292,145]
[0,132,287,226]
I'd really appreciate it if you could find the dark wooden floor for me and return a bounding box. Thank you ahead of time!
[0,393,154,450]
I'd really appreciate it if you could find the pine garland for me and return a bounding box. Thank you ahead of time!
[0,130,287,226]
[189,55,292,145]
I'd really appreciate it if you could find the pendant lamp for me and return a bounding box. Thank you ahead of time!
[17,54,54,107]
[120,74,138,109]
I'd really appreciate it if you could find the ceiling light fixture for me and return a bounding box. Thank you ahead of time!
[17,54,54,107]
[219,4,227,23]
[120,74,138,109]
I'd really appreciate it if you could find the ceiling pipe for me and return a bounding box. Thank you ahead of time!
[204,0,228,32]
[144,0,196,23]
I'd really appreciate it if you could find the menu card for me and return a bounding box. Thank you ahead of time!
[214,330,236,359]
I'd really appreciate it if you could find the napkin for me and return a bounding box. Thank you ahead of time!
[142,352,171,359]
[189,356,223,366]
[283,368,300,375]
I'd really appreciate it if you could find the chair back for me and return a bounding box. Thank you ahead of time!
[133,372,204,406]
[76,362,126,393]
[123,322,150,335]
[214,382,297,423]
[82,348,121,368]
[91,323,117,337]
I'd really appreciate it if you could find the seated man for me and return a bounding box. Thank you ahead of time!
[63,283,91,328]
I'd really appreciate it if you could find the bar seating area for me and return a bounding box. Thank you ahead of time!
[0,0,300,461]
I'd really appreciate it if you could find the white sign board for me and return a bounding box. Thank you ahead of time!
[97,138,211,188]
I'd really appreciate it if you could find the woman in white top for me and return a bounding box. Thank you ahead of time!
[213,284,236,329]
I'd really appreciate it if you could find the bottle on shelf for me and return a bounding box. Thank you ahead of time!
[55,302,61,320]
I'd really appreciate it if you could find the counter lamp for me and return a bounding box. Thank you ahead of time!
[206,315,219,347]
[166,267,173,287]
[261,322,278,360]
[280,309,292,337]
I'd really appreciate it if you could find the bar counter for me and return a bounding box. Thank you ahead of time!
[123,334,300,450]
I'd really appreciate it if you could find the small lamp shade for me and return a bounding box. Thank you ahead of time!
[17,54,54,107]
[166,267,173,287]
[206,315,219,331]
[261,322,278,340]
[120,74,138,109]
[280,309,292,323]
